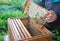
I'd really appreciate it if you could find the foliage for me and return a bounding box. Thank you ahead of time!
[0,19,7,32]
[10,0,26,11]
[33,0,42,2]
[0,0,12,4]
[0,34,4,41]
[0,0,26,11]
[0,31,7,41]
[52,29,60,41]
[0,11,27,19]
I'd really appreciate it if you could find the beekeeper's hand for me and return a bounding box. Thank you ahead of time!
[45,10,57,23]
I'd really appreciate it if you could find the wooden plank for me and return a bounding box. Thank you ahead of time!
[11,19,22,40]
[8,25,14,41]
[8,18,22,41]
[18,19,32,38]
[15,19,29,38]
[16,18,32,38]
[23,0,31,14]
[13,19,25,39]
[8,18,16,41]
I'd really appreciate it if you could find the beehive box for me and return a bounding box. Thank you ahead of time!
[8,18,52,41]
[8,0,52,41]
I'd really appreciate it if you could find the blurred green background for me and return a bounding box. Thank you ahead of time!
[0,0,60,41]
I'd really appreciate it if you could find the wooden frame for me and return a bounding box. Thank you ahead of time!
[23,0,49,28]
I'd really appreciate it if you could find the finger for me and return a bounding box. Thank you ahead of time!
[45,18,51,22]
[45,18,51,21]
[49,10,55,15]
[45,18,53,23]
[46,15,53,18]
[45,17,56,23]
